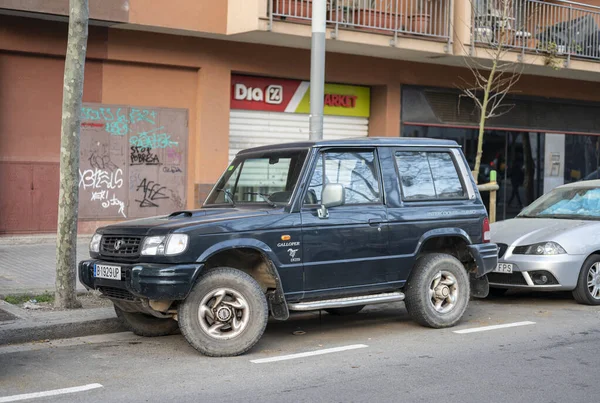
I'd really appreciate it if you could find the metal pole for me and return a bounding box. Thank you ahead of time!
[309,0,327,141]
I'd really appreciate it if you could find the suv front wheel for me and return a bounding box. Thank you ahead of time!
[404,253,470,328]
[178,267,269,357]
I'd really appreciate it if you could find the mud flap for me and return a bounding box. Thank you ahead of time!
[470,273,489,298]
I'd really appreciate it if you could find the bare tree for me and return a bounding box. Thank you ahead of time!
[55,0,89,309]
[457,0,533,183]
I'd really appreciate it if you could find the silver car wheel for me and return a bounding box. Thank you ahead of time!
[428,271,459,314]
[198,288,250,340]
[586,262,600,300]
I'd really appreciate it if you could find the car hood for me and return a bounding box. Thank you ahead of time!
[491,217,598,252]
[97,207,278,236]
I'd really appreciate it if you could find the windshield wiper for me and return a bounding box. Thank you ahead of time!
[243,192,277,207]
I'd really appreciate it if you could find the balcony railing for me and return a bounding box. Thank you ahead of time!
[269,0,453,43]
[473,0,600,62]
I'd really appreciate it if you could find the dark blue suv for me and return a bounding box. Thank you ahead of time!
[80,138,497,356]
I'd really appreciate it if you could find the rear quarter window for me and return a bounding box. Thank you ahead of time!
[395,151,466,201]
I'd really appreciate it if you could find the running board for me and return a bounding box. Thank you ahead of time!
[288,292,405,311]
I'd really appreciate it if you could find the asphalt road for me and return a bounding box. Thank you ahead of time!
[1,292,600,403]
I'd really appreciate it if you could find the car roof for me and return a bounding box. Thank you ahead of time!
[238,137,460,155]
[559,179,600,189]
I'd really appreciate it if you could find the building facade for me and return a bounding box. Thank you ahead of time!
[1,0,599,233]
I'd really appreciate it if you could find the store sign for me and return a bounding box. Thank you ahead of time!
[231,75,370,117]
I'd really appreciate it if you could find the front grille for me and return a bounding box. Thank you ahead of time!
[497,243,508,259]
[100,236,142,258]
[487,272,528,285]
[98,286,136,301]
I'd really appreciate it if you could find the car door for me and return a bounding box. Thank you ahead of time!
[300,148,392,299]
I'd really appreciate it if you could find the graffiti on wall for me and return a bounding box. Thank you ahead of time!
[78,104,188,220]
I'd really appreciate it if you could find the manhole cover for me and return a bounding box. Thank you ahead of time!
[0,308,17,322]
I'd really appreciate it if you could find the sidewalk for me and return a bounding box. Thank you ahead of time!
[0,300,124,345]
[0,235,127,344]
[0,238,90,296]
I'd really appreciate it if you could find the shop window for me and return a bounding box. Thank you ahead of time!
[395,151,465,200]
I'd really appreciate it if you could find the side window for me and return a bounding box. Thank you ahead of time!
[395,151,465,200]
[305,150,381,205]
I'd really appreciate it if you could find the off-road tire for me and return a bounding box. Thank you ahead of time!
[572,255,600,305]
[404,253,470,328]
[488,287,508,297]
[114,305,179,337]
[178,267,268,357]
[325,305,365,316]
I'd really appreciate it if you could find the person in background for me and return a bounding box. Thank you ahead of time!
[508,158,524,209]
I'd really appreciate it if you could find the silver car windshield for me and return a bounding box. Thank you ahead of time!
[519,186,600,220]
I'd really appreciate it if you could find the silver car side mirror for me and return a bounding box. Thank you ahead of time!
[318,184,345,219]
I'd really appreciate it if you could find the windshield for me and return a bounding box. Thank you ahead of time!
[204,148,309,207]
[518,186,600,220]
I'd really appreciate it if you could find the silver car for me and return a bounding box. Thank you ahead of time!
[490,180,600,305]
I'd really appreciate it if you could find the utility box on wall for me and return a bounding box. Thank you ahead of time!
[78,104,188,221]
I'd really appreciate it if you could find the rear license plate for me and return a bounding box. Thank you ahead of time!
[494,263,513,274]
[94,264,121,280]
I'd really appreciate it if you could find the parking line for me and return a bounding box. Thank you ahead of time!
[0,384,103,403]
[453,321,536,334]
[250,344,368,364]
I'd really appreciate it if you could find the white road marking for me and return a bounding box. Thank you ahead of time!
[0,332,143,355]
[250,344,368,364]
[453,321,536,334]
[0,384,103,403]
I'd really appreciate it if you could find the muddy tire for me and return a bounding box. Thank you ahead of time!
[572,255,600,305]
[178,267,268,357]
[114,305,179,337]
[404,253,470,329]
[325,305,365,316]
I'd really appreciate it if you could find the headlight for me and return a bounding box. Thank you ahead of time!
[514,242,566,255]
[165,234,189,255]
[141,236,166,255]
[89,233,102,253]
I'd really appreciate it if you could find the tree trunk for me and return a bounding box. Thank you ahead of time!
[55,0,89,309]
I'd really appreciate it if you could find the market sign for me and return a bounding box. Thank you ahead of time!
[230,75,370,118]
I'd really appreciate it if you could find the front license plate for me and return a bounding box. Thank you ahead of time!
[94,264,122,280]
[494,263,513,274]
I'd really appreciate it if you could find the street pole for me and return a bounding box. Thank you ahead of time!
[309,0,326,141]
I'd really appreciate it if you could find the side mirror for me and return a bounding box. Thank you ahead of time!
[318,184,345,219]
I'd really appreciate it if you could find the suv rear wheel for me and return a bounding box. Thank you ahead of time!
[178,267,268,357]
[404,253,470,328]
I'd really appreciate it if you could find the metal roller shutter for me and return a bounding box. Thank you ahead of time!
[229,110,369,161]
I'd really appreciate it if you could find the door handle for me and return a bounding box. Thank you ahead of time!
[368,219,384,226]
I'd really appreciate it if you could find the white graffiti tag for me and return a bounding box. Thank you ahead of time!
[102,194,127,218]
[91,190,107,201]
[79,168,124,190]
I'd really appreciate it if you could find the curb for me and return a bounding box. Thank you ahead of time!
[0,303,126,345]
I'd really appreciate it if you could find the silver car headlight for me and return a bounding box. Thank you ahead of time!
[141,236,166,256]
[89,233,102,253]
[514,242,566,255]
[165,234,189,256]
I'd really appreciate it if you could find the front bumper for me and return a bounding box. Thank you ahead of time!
[488,250,584,290]
[468,243,498,277]
[79,260,204,300]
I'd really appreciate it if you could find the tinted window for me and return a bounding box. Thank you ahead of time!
[396,151,465,200]
[305,150,381,205]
